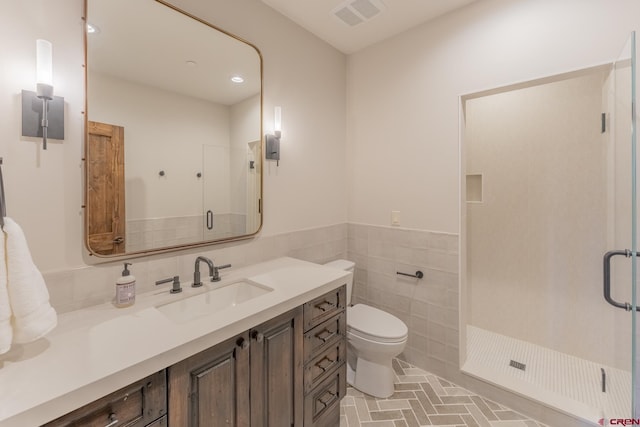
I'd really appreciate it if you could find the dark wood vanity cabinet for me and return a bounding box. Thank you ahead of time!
[168,330,251,427]
[42,370,167,427]
[249,307,304,427]
[168,287,347,427]
[168,307,303,427]
[302,286,347,427]
[41,285,347,427]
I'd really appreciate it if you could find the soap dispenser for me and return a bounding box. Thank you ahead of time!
[115,262,136,308]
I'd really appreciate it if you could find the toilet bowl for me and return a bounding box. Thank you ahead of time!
[324,259,408,398]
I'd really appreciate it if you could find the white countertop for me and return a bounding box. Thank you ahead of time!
[0,257,350,427]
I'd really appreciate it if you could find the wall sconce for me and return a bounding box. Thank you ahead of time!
[21,39,64,150]
[265,106,281,165]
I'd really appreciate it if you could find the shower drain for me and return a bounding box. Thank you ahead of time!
[509,360,526,371]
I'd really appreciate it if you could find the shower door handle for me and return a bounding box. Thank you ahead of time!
[206,210,213,230]
[603,249,640,311]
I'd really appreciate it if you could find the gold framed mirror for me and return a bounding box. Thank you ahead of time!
[83,0,263,257]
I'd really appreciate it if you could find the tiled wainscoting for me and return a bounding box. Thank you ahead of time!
[341,359,548,427]
[126,213,247,252]
[44,223,347,314]
[347,223,459,380]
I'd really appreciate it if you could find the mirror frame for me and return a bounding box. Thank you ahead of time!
[82,0,264,259]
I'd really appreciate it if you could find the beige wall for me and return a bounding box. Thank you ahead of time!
[230,94,261,215]
[346,0,640,233]
[0,0,347,272]
[90,72,230,220]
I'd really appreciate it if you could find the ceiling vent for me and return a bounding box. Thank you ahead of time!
[332,0,386,27]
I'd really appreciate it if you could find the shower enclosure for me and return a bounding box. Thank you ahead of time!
[461,33,637,423]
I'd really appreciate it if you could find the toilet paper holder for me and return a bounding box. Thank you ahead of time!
[396,271,423,279]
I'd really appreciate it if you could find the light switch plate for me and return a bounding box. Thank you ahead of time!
[391,210,400,226]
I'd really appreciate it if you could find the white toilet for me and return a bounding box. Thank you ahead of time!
[324,259,408,398]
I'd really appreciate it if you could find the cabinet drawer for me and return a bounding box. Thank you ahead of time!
[308,403,340,427]
[304,338,346,393]
[303,286,346,330]
[304,312,346,361]
[303,362,346,427]
[43,370,166,427]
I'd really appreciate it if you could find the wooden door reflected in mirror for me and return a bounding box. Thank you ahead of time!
[87,121,125,255]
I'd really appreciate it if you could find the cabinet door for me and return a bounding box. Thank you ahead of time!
[168,332,250,427]
[250,307,303,427]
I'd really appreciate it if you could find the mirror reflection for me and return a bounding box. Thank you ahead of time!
[85,0,262,256]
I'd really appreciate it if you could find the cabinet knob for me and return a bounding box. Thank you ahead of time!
[315,328,333,342]
[315,301,334,312]
[252,331,264,343]
[316,356,335,372]
[318,391,336,407]
[236,337,250,350]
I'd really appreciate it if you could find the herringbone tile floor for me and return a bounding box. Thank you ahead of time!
[340,359,547,427]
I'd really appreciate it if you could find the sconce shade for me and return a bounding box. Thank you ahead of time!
[274,106,281,137]
[266,106,281,162]
[36,39,53,99]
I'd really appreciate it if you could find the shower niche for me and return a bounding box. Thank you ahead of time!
[461,33,637,424]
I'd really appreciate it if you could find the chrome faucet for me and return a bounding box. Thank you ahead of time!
[193,256,215,288]
[193,256,232,287]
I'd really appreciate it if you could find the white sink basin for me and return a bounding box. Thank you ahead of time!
[156,280,273,323]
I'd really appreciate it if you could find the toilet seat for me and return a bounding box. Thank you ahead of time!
[347,304,408,343]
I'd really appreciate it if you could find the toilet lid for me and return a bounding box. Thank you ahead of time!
[324,259,355,271]
[347,304,408,343]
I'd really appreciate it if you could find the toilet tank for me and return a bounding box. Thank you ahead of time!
[323,259,355,304]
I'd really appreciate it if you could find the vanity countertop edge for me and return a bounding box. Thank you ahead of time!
[0,257,351,427]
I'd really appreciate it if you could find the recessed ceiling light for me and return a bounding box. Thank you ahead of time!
[185,60,197,67]
[231,76,244,83]
[87,23,101,34]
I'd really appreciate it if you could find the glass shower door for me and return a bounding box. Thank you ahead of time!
[603,31,637,420]
[462,31,636,423]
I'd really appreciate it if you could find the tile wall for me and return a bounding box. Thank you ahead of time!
[347,223,459,380]
[45,223,347,314]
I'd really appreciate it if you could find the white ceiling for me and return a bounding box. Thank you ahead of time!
[86,0,479,106]
[87,0,261,106]
[260,0,479,54]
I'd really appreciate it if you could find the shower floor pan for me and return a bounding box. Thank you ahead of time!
[462,325,630,424]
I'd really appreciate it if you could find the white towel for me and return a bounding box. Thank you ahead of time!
[4,218,57,344]
[0,230,11,354]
